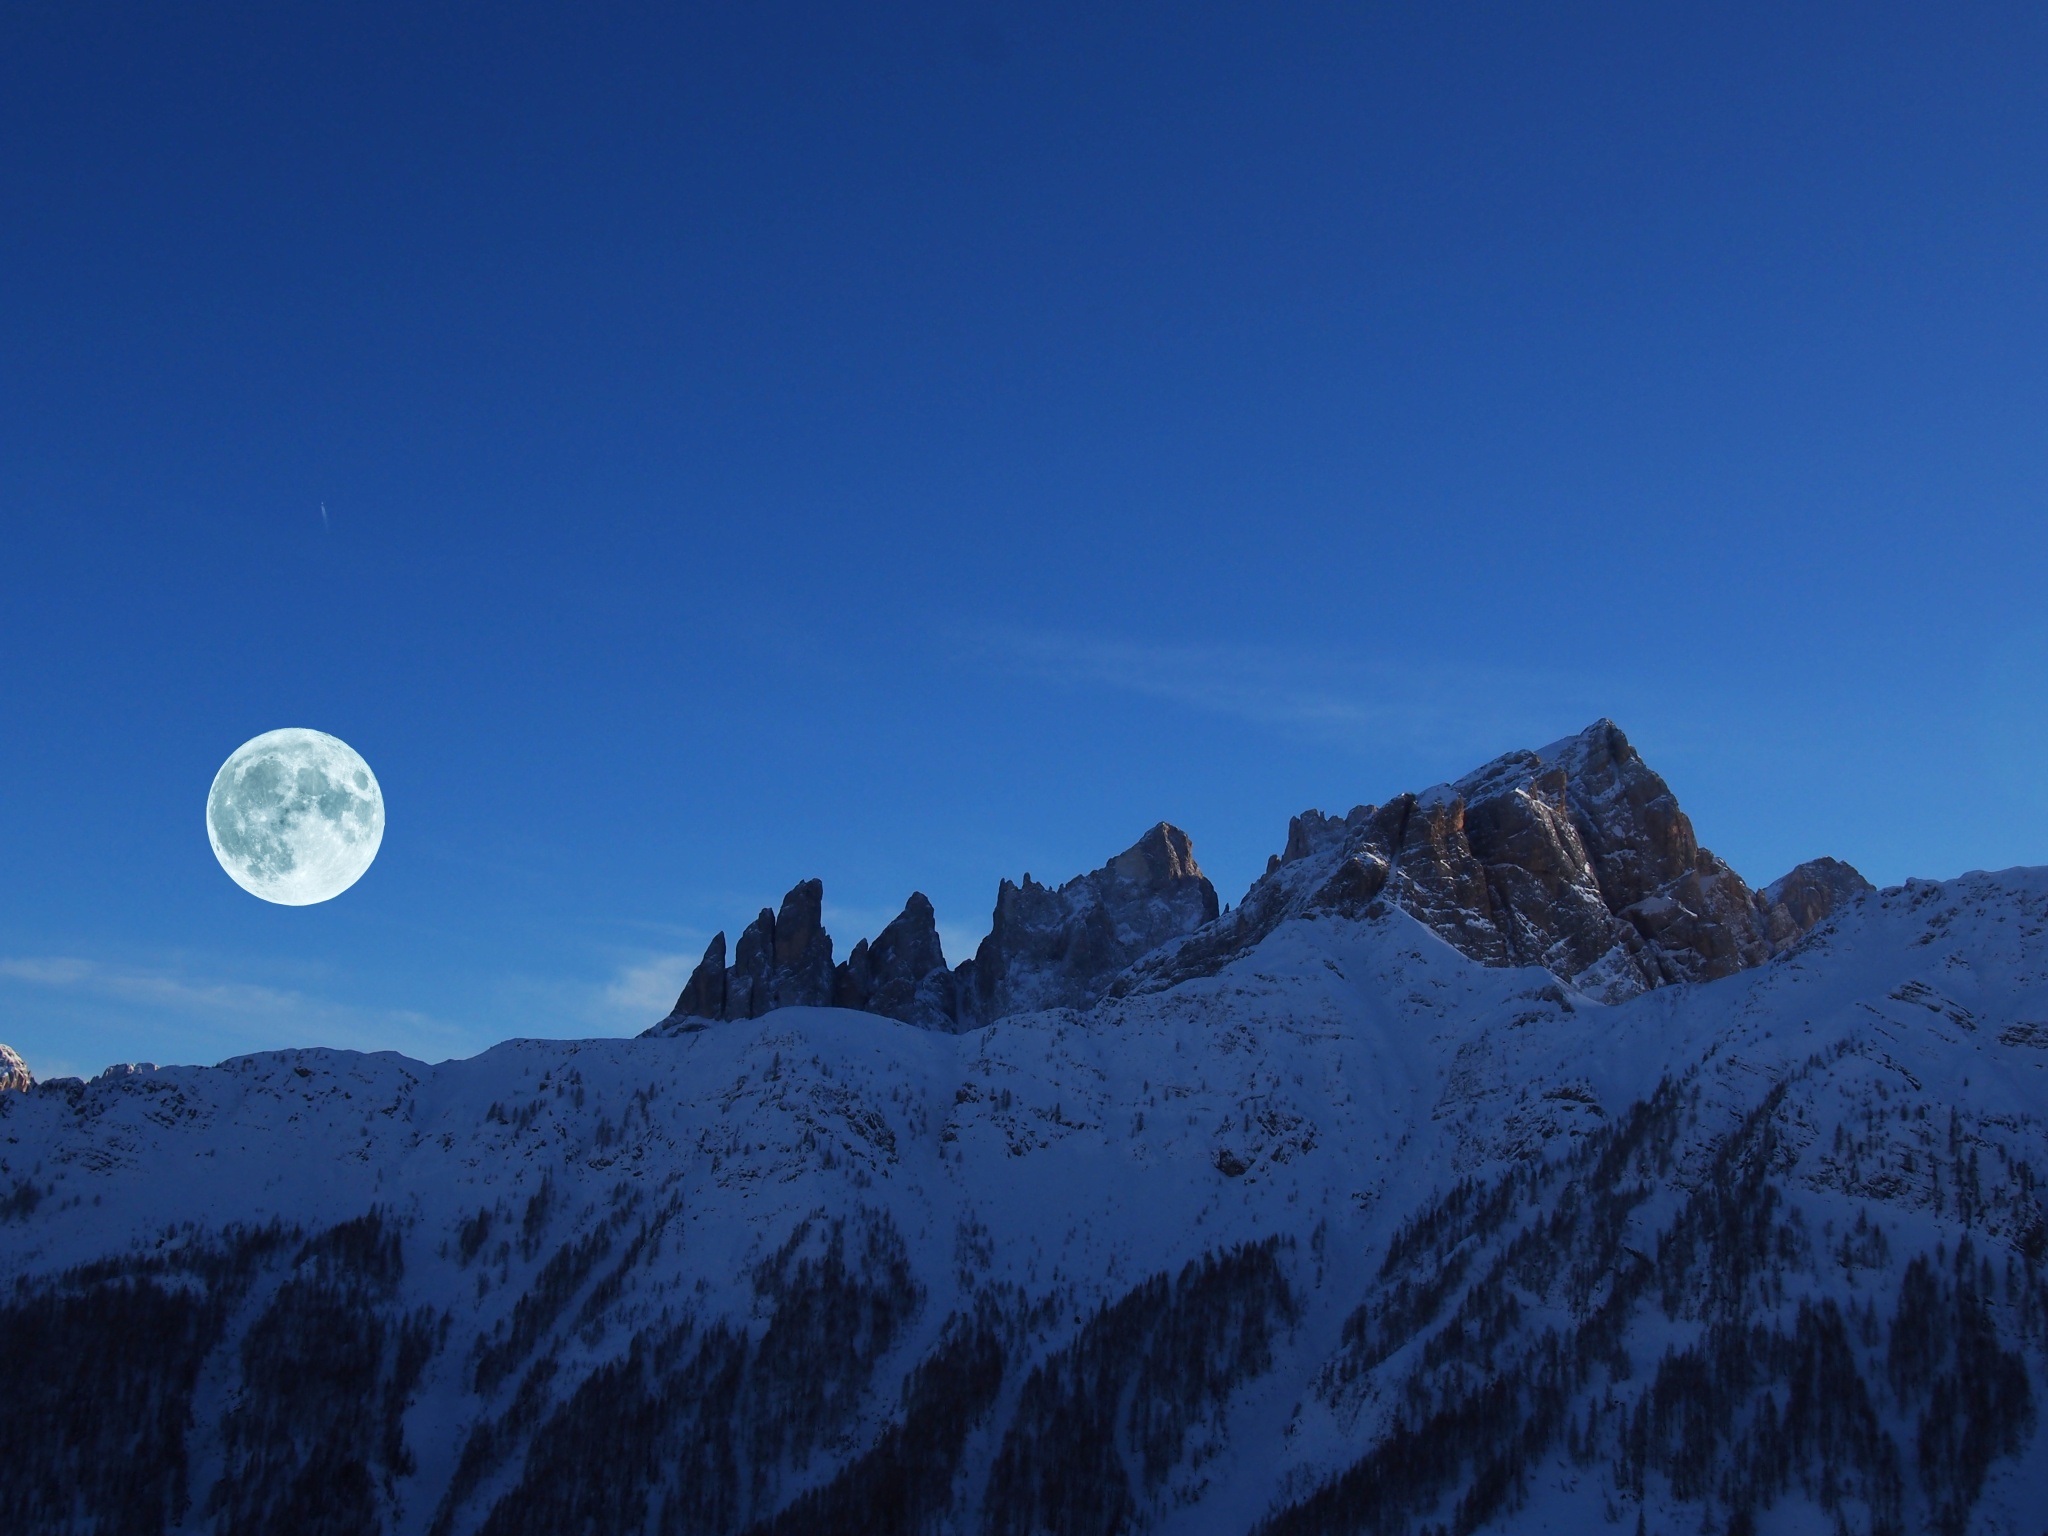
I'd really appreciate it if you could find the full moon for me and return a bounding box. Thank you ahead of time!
[207,728,385,905]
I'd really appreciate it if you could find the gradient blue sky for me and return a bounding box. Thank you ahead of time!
[6,3,2048,1079]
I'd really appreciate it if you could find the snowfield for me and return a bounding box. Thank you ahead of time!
[6,865,2048,1534]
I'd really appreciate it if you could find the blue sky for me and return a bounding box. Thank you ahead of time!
[5,3,2047,1079]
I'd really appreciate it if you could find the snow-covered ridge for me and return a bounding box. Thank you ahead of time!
[5,860,2048,1533]
[5,722,2045,1536]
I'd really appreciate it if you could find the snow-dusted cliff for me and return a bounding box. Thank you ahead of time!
[4,724,2045,1536]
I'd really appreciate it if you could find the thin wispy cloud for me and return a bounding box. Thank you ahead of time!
[980,630,1621,761]
[599,953,693,1020]
[0,954,463,1071]
[489,944,705,1039]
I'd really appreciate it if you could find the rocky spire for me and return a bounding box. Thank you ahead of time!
[659,880,838,1026]
[832,892,958,1027]
[727,907,778,1020]
[670,933,727,1022]
[768,878,834,1011]
[866,892,960,1028]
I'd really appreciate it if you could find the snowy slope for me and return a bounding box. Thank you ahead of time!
[5,863,2048,1535]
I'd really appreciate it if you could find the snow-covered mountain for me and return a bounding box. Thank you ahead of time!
[5,721,2045,1536]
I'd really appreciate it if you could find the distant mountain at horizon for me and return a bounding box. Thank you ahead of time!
[5,718,2045,1536]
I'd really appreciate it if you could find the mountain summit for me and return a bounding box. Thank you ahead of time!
[658,720,1869,1035]
[1130,719,1871,1003]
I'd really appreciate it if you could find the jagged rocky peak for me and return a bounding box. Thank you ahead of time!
[656,724,1864,1030]
[767,877,833,1009]
[666,877,837,1026]
[1127,719,1870,1003]
[671,931,727,1021]
[662,881,963,1033]
[832,891,960,1031]
[960,821,1220,1022]
[0,1042,32,1093]
[655,824,1221,1034]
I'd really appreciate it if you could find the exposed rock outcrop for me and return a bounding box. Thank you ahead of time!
[671,933,728,1022]
[769,878,834,1011]
[0,1043,32,1093]
[957,822,1219,1023]
[1122,720,1867,1003]
[727,907,777,1020]
[833,892,960,1030]
[653,826,1219,1034]
[1758,856,1875,941]
[655,722,1866,1030]
[665,879,836,1025]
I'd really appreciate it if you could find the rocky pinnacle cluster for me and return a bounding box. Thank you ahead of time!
[655,719,1871,1037]
[663,821,1218,1033]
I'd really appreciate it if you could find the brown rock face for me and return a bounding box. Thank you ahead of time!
[0,1043,32,1094]
[1123,720,1870,1003]
[1458,760,1632,980]
[1759,857,1875,940]
[1553,723,1701,912]
[649,719,1871,1035]
[1538,721,1781,983]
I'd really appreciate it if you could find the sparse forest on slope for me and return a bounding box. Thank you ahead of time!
[4,722,2045,1535]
